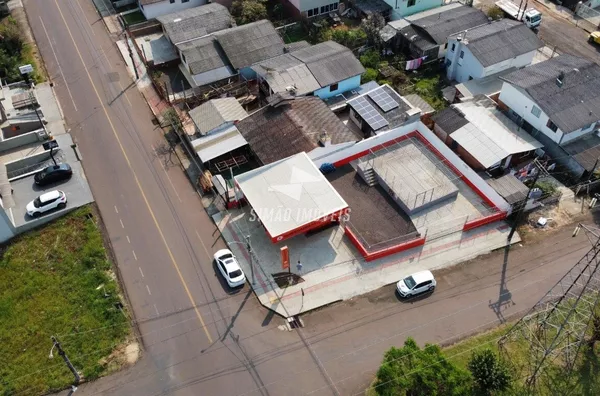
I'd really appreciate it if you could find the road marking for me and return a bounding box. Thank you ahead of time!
[114,205,118,214]
[146,284,152,295]
[153,146,182,203]
[53,0,213,344]
[195,229,212,259]
[119,218,124,228]
[39,16,78,112]
[126,235,130,244]
[154,304,159,316]
[118,81,133,107]
[132,250,138,261]
[73,0,95,36]
[139,266,144,278]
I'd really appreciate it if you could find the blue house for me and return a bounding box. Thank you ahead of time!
[252,41,365,100]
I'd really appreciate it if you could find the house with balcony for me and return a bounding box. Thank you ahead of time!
[498,54,600,178]
[445,19,543,84]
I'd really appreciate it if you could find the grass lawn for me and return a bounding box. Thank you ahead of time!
[0,206,132,395]
[121,10,146,26]
[406,68,447,111]
[281,24,309,44]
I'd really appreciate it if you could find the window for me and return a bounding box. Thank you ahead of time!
[451,43,456,52]
[321,6,325,13]
[444,43,448,49]
[170,0,174,3]
[459,50,464,59]
[332,2,338,10]
[531,105,541,118]
[408,0,416,6]
[330,83,339,92]
[325,4,330,12]
[182,0,189,2]
[313,7,318,15]
[468,76,473,81]
[308,9,313,17]
[547,119,558,132]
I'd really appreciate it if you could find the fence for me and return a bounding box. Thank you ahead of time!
[575,3,600,32]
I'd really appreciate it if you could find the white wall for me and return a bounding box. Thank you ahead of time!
[139,0,206,20]
[483,51,536,77]
[0,207,16,242]
[498,82,565,144]
[561,122,597,144]
[446,41,484,83]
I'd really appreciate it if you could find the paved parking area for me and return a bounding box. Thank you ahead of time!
[8,134,93,229]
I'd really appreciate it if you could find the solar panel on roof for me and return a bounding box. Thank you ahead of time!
[367,88,399,112]
[350,96,389,131]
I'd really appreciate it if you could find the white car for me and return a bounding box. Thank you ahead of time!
[26,190,67,218]
[396,270,436,298]
[214,249,246,288]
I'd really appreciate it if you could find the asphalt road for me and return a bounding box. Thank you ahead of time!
[23,1,600,395]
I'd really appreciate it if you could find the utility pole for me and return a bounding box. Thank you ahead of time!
[246,235,255,285]
[29,90,46,134]
[508,168,541,242]
[50,336,80,394]
[124,32,139,80]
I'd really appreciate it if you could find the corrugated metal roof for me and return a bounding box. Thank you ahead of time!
[290,41,365,87]
[487,174,529,204]
[563,133,600,172]
[450,96,543,168]
[251,54,321,96]
[284,40,311,52]
[432,107,469,133]
[455,20,543,67]
[353,0,392,15]
[236,95,359,165]
[191,124,248,163]
[177,36,230,75]
[157,3,232,45]
[215,20,285,69]
[501,54,600,133]
[188,98,248,135]
[408,4,488,44]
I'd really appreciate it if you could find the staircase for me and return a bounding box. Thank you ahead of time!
[359,166,377,187]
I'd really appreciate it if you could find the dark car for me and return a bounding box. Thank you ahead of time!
[34,163,72,186]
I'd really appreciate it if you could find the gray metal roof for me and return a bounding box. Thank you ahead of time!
[432,107,469,134]
[399,24,437,52]
[215,20,285,69]
[501,54,600,133]
[191,124,248,163]
[408,4,488,44]
[353,0,392,15]
[563,133,600,171]
[289,41,365,87]
[487,174,529,205]
[236,95,359,165]
[251,54,321,96]
[188,98,248,135]
[157,4,232,45]
[454,20,543,67]
[284,40,311,52]
[177,36,230,75]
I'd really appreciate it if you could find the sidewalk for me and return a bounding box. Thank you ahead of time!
[214,206,519,317]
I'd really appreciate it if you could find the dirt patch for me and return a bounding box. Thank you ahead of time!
[100,339,140,372]
[518,202,589,244]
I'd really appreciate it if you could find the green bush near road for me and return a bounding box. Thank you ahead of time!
[0,206,131,395]
[0,16,41,83]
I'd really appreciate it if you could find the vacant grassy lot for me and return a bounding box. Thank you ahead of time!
[0,206,132,395]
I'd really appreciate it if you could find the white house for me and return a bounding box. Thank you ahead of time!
[446,19,543,83]
[138,0,206,20]
[282,0,340,19]
[498,55,600,177]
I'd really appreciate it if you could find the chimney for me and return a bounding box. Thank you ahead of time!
[556,71,565,87]
[319,130,331,147]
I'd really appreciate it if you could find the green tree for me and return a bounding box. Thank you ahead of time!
[360,14,385,49]
[231,0,267,25]
[362,68,378,83]
[374,338,471,396]
[0,17,26,83]
[468,349,512,395]
[360,49,381,69]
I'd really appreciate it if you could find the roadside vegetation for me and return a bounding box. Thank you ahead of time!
[370,320,600,395]
[0,206,133,395]
[0,16,42,83]
[121,10,146,26]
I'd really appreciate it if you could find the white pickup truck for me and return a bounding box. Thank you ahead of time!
[495,0,542,29]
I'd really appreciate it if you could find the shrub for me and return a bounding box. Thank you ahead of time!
[362,68,378,83]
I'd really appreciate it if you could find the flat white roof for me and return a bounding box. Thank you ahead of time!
[191,125,248,163]
[235,152,348,239]
[451,100,543,168]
